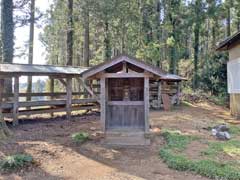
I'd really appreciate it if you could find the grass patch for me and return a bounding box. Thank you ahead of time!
[202,140,240,158]
[160,131,240,180]
[229,125,240,136]
[181,101,195,107]
[0,154,33,171]
[207,95,227,106]
[162,130,197,151]
[71,132,89,143]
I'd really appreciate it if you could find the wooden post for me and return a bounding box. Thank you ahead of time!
[13,76,19,126]
[66,77,72,120]
[0,78,11,137]
[50,78,54,117]
[100,77,106,131]
[144,76,149,132]
[123,62,127,73]
[0,79,4,123]
[177,81,181,105]
[157,80,162,109]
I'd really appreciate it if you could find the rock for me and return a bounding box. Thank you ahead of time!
[212,124,231,140]
[90,127,96,131]
[215,124,229,132]
[212,129,217,136]
[216,131,231,140]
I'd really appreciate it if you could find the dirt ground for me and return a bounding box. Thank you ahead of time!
[0,102,238,180]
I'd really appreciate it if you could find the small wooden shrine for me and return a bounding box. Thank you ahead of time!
[81,54,185,145]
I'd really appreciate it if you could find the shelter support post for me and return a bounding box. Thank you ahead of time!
[144,76,149,133]
[66,77,72,120]
[0,79,4,124]
[177,81,181,105]
[13,76,19,126]
[100,77,106,131]
[157,80,162,108]
[50,78,54,117]
[0,78,11,135]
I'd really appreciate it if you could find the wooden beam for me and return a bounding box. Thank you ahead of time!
[77,78,100,103]
[2,92,99,98]
[13,76,19,126]
[66,77,72,120]
[123,62,127,73]
[0,75,14,79]
[1,99,97,109]
[100,77,106,131]
[57,78,67,87]
[3,105,99,117]
[144,76,149,133]
[81,55,166,79]
[107,101,144,106]
[101,72,152,78]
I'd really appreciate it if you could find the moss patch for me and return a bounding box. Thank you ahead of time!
[160,131,240,180]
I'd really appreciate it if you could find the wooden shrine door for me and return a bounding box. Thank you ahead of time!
[106,78,145,130]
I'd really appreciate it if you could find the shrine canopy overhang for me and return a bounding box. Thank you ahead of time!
[80,54,186,81]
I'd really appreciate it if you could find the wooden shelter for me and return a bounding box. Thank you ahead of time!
[0,55,185,145]
[0,63,98,126]
[81,54,185,145]
[217,31,240,118]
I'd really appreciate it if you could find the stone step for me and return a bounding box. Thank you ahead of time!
[104,131,151,146]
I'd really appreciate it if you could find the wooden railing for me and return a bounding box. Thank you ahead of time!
[2,98,99,118]
[2,92,99,98]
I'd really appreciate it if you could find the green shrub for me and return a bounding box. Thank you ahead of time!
[0,154,33,171]
[71,132,89,143]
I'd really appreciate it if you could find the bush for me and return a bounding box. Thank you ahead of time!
[71,132,89,143]
[0,154,33,171]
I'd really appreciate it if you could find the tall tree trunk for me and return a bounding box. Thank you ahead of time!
[121,18,125,54]
[138,0,143,48]
[83,5,90,67]
[27,0,35,102]
[237,2,240,31]
[169,20,177,74]
[1,0,14,93]
[212,24,216,48]
[226,5,231,36]
[193,0,201,90]
[193,23,200,90]
[66,0,73,66]
[169,46,176,74]
[104,20,111,60]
